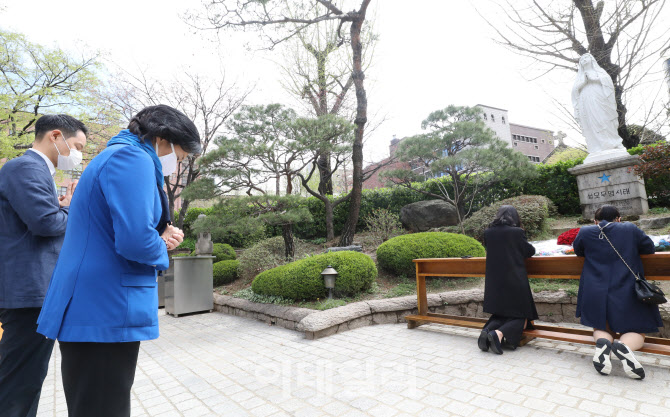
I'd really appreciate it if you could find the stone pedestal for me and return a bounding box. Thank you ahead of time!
[568,155,648,219]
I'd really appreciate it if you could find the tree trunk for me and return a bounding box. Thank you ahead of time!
[166,179,176,224]
[282,224,295,259]
[338,2,370,246]
[286,172,293,195]
[317,153,333,196]
[324,198,335,241]
[177,198,191,230]
[615,85,634,148]
[312,45,334,196]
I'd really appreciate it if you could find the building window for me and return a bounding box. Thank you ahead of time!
[483,113,487,121]
[534,145,539,149]
[514,142,518,146]
[541,139,545,144]
[491,114,495,122]
[534,138,538,143]
[59,186,68,196]
[502,116,506,124]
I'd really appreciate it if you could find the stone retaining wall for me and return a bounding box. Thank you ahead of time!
[213,289,584,339]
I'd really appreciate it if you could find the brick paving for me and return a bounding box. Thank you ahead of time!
[37,310,670,416]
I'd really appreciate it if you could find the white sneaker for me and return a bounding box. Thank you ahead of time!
[612,341,645,380]
[592,338,612,375]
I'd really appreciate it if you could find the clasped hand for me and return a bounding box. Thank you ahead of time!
[161,225,184,251]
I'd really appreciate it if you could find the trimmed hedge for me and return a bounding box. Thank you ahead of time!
[376,232,486,277]
[462,195,554,242]
[213,260,240,286]
[191,243,236,262]
[251,251,377,301]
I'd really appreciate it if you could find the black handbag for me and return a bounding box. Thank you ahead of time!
[597,224,667,305]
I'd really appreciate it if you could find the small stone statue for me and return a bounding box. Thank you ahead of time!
[572,53,628,164]
[195,214,213,256]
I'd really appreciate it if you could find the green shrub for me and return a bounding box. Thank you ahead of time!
[237,236,313,280]
[462,195,554,242]
[180,238,196,252]
[181,207,214,238]
[213,260,240,286]
[364,208,404,246]
[213,243,236,262]
[192,243,236,262]
[252,251,377,301]
[238,236,289,280]
[524,160,582,215]
[376,232,486,277]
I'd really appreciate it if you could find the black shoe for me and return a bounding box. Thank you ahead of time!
[478,329,489,352]
[612,342,645,380]
[592,338,612,375]
[487,331,503,355]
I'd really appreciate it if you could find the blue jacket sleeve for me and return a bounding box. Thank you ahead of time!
[4,160,68,237]
[101,147,169,270]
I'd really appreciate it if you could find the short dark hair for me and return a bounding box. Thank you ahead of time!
[128,105,201,154]
[35,114,88,141]
[594,205,620,222]
[489,205,523,229]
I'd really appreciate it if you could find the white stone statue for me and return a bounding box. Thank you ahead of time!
[572,53,629,164]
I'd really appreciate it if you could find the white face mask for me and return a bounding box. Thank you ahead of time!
[158,142,178,177]
[53,136,83,171]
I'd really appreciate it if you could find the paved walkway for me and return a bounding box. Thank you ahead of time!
[38,311,670,417]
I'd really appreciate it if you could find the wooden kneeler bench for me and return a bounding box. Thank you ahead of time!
[405,253,670,355]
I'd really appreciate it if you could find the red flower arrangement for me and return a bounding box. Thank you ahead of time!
[557,228,581,246]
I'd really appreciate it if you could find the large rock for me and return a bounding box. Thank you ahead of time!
[638,216,670,230]
[400,200,459,232]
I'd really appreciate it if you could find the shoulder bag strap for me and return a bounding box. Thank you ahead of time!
[597,223,642,282]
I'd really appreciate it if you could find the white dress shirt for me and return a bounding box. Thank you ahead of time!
[28,148,56,177]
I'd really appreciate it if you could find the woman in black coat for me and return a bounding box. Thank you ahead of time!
[573,204,661,380]
[479,205,537,355]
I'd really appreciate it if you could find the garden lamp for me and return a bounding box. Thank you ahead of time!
[321,265,338,300]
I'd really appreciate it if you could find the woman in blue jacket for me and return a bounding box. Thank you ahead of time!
[37,105,200,417]
[574,205,661,380]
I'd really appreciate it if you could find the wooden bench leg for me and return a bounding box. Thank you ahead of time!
[519,335,536,347]
[407,319,428,329]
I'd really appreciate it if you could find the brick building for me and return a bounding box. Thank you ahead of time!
[360,137,412,190]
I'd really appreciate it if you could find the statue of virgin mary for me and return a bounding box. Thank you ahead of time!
[572,53,628,163]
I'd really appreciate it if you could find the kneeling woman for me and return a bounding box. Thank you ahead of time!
[573,205,661,379]
[479,205,537,354]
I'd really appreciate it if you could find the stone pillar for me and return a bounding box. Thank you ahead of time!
[568,155,648,219]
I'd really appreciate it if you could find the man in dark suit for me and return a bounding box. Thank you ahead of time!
[0,114,87,417]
